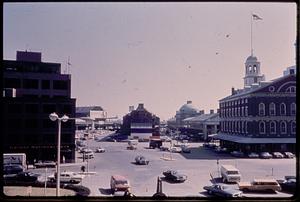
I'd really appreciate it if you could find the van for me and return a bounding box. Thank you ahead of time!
[220,165,241,183]
[110,175,130,194]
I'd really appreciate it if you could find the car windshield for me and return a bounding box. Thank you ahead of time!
[227,171,239,174]
[116,180,128,184]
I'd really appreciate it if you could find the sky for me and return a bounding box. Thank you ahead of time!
[3,2,297,121]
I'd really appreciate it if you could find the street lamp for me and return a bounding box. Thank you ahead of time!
[49,112,69,197]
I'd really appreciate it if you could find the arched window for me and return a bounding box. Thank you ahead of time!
[286,86,296,93]
[253,65,257,73]
[280,103,286,115]
[280,121,287,134]
[291,121,296,134]
[291,103,296,116]
[269,103,276,116]
[248,65,252,73]
[270,121,276,134]
[259,121,266,134]
[259,103,265,116]
[241,121,244,133]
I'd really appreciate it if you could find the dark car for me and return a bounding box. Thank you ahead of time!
[135,155,149,165]
[181,146,191,153]
[162,170,187,183]
[34,160,56,168]
[3,164,24,175]
[4,171,39,182]
[277,176,296,194]
[204,184,243,197]
[231,151,245,158]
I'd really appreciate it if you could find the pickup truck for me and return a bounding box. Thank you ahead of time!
[238,179,281,192]
[47,171,85,184]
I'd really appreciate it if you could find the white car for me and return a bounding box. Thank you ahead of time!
[284,152,295,158]
[272,152,284,158]
[247,152,259,158]
[47,171,85,183]
[95,147,105,153]
[169,147,182,153]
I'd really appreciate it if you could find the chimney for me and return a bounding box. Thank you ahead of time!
[137,103,144,110]
[187,101,192,104]
[231,87,235,95]
[129,106,134,112]
[210,109,214,114]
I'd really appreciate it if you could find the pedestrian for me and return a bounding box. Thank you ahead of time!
[81,165,85,173]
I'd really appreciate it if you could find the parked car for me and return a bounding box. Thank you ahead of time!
[283,152,295,158]
[3,164,24,175]
[259,152,272,159]
[204,184,243,197]
[277,176,296,194]
[82,150,94,159]
[47,171,85,183]
[238,179,281,192]
[127,145,137,150]
[4,171,39,182]
[272,152,284,158]
[162,170,187,183]
[160,146,169,151]
[169,147,182,153]
[110,175,130,194]
[34,160,56,168]
[95,147,105,153]
[247,152,259,158]
[135,155,149,165]
[230,151,245,158]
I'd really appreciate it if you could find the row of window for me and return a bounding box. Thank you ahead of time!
[220,98,248,108]
[220,106,248,118]
[4,78,69,90]
[7,103,73,114]
[259,102,296,116]
[259,121,296,135]
[220,120,296,135]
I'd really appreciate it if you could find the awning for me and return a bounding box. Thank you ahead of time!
[212,133,296,144]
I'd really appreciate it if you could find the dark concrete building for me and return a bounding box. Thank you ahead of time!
[215,55,296,153]
[121,103,160,139]
[2,51,76,163]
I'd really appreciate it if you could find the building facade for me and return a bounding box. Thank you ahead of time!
[215,55,296,153]
[121,103,160,139]
[3,51,76,163]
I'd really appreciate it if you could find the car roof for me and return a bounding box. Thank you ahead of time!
[112,175,128,180]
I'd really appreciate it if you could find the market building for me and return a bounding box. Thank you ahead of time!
[215,54,296,153]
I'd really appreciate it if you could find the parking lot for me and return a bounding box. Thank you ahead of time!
[29,134,296,198]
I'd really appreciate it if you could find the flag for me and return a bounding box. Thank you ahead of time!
[252,14,263,20]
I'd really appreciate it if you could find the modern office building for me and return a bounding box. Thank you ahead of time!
[121,103,160,139]
[3,51,76,163]
[215,54,296,153]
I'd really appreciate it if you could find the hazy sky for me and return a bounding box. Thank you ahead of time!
[3,2,297,120]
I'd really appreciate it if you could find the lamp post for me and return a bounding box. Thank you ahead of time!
[49,112,69,197]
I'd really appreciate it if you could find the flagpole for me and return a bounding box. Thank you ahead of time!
[251,13,253,56]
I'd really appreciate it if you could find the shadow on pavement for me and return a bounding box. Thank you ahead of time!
[179,147,241,160]
[98,188,112,195]
[160,177,185,184]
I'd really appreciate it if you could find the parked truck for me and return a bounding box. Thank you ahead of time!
[3,153,27,169]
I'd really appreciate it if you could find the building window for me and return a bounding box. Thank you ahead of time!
[291,103,296,116]
[241,106,244,117]
[269,103,276,116]
[286,86,296,93]
[259,103,265,116]
[245,98,248,103]
[42,80,50,89]
[270,121,276,134]
[241,121,244,133]
[238,121,240,133]
[291,121,296,134]
[245,121,248,133]
[23,79,39,89]
[238,107,240,117]
[280,121,287,134]
[259,121,266,134]
[235,108,237,117]
[25,104,39,114]
[4,78,21,88]
[245,106,248,116]
[53,80,68,90]
[280,103,286,115]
